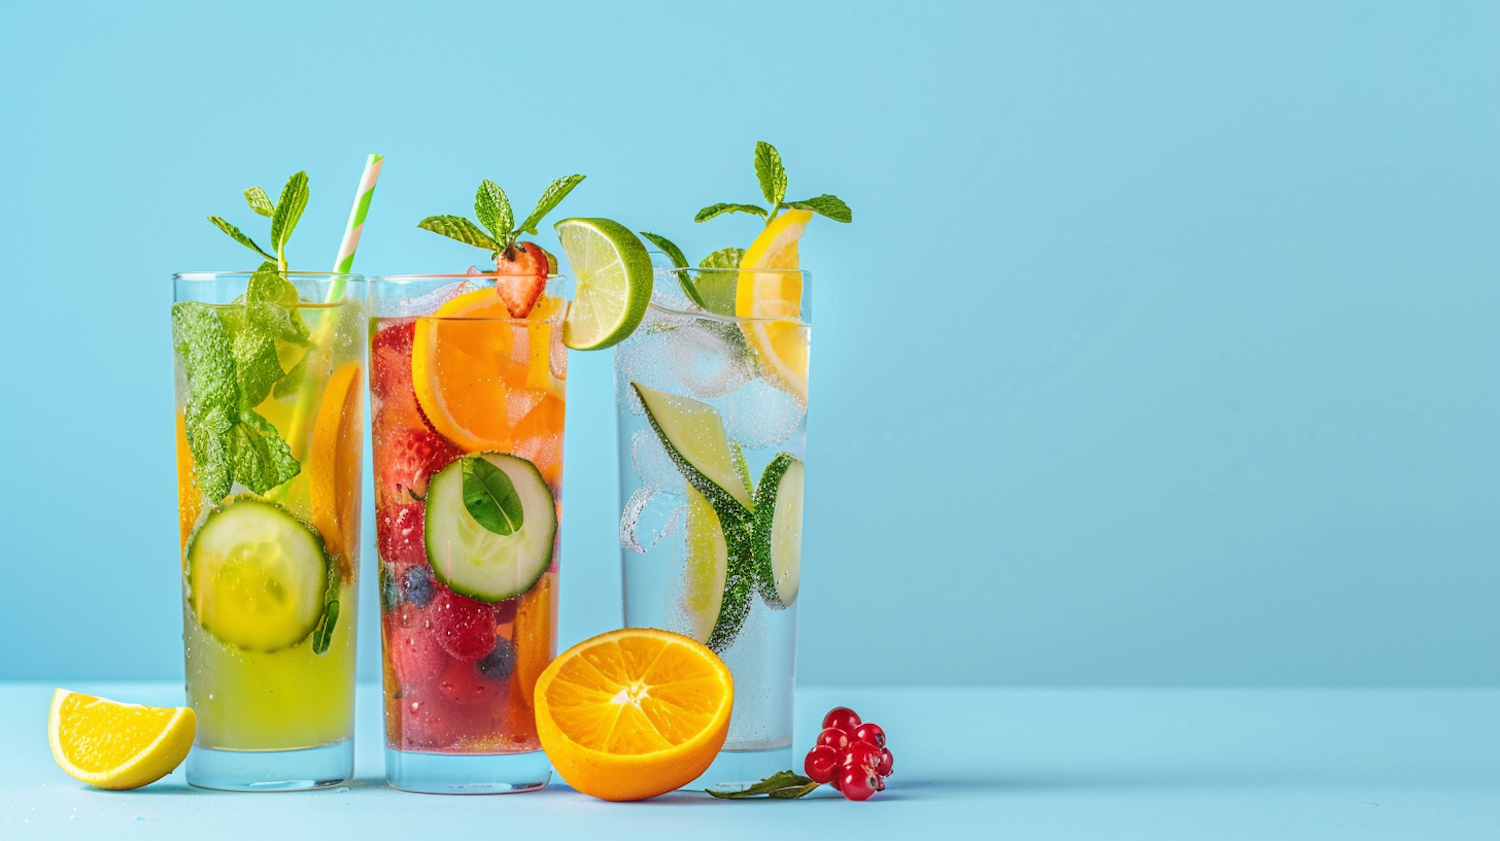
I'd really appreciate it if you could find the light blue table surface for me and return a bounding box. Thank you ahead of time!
[2,684,1496,839]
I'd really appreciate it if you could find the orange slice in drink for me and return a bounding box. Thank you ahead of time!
[514,570,557,709]
[175,410,200,551]
[534,628,733,801]
[736,208,813,403]
[309,362,363,577]
[412,288,563,453]
[49,689,195,790]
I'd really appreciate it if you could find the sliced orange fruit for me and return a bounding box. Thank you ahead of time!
[737,208,813,403]
[49,689,195,790]
[412,289,564,453]
[534,628,733,801]
[514,570,557,708]
[175,410,200,551]
[309,362,362,578]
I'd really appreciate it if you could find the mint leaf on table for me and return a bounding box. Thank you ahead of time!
[208,217,277,261]
[785,194,852,223]
[519,175,586,235]
[695,203,769,223]
[270,171,309,255]
[418,215,500,250]
[460,456,525,535]
[755,141,787,207]
[244,186,275,217]
[706,771,820,799]
[475,180,513,243]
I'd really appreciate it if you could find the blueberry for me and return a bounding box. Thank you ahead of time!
[379,564,401,612]
[476,637,517,681]
[400,566,436,608]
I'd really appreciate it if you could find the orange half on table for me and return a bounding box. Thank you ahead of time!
[49,689,195,790]
[534,628,733,801]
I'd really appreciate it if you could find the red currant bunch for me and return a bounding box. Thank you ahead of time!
[802,706,894,801]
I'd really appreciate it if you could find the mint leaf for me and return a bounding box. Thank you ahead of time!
[519,174,585,235]
[270,171,309,254]
[228,410,300,494]
[173,302,240,501]
[244,187,274,217]
[755,141,787,207]
[460,456,524,535]
[694,247,745,316]
[208,217,276,261]
[705,771,820,799]
[311,569,340,655]
[245,261,299,308]
[640,232,689,269]
[418,215,500,251]
[786,194,852,223]
[229,316,282,409]
[699,247,745,270]
[475,180,513,243]
[272,350,309,399]
[695,203,769,223]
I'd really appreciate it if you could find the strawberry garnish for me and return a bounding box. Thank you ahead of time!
[495,242,550,318]
[375,425,459,509]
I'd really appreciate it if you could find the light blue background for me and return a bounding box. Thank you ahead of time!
[0,1,1495,687]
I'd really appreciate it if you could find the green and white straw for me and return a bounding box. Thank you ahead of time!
[329,152,383,297]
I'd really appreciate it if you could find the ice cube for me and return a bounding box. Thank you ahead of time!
[721,375,807,449]
[633,428,685,495]
[619,483,686,553]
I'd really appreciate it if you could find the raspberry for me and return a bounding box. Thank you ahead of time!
[434,589,498,661]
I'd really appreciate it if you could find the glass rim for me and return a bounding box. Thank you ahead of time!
[173,270,365,282]
[654,266,809,276]
[369,272,564,283]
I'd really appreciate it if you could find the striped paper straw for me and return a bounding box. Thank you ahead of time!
[328,152,384,299]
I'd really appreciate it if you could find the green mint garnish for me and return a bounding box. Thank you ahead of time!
[209,171,311,271]
[696,141,852,228]
[311,567,340,655]
[173,261,309,500]
[694,247,745,316]
[640,231,711,310]
[460,456,525,535]
[419,175,585,265]
[706,770,821,800]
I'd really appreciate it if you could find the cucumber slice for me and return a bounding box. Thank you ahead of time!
[424,452,556,602]
[752,453,804,609]
[632,382,753,515]
[680,485,753,652]
[186,496,330,652]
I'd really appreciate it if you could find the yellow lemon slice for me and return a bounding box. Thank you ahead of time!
[49,689,195,790]
[534,628,733,801]
[736,209,813,403]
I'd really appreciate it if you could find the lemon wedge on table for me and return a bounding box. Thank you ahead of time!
[49,689,195,790]
[736,208,813,403]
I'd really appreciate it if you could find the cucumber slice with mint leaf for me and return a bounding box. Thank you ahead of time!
[186,496,330,652]
[425,453,557,603]
[751,453,804,610]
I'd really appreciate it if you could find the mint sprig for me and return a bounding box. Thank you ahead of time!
[209,171,311,271]
[173,260,309,500]
[419,175,585,264]
[697,141,852,228]
[706,771,821,800]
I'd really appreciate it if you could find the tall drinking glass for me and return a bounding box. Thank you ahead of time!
[615,267,810,785]
[369,274,565,794]
[171,270,366,790]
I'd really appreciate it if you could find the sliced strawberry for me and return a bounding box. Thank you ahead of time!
[494,242,550,318]
[376,502,427,573]
[374,425,459,509]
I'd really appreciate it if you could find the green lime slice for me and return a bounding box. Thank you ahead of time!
[554,218,654,350]
[681,485,730,645]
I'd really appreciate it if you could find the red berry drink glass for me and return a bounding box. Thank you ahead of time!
[370,273,565,794]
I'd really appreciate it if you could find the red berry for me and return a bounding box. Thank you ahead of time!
[816,727,851,753]
[822,706,862,734]
[494,242,550,318]
[376,503,427,573]
[433,589,498,661]
[852,722,886,748]
[842,742,882,775]
[375,425,459,509]
[829,772,842,792]
[875,775,886,791]
[370,321,416,403]
[839,767,879,801]
[877,747,894,777]
[803,744,839,784]
[383,608,445,685]
[436,653,505,706]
